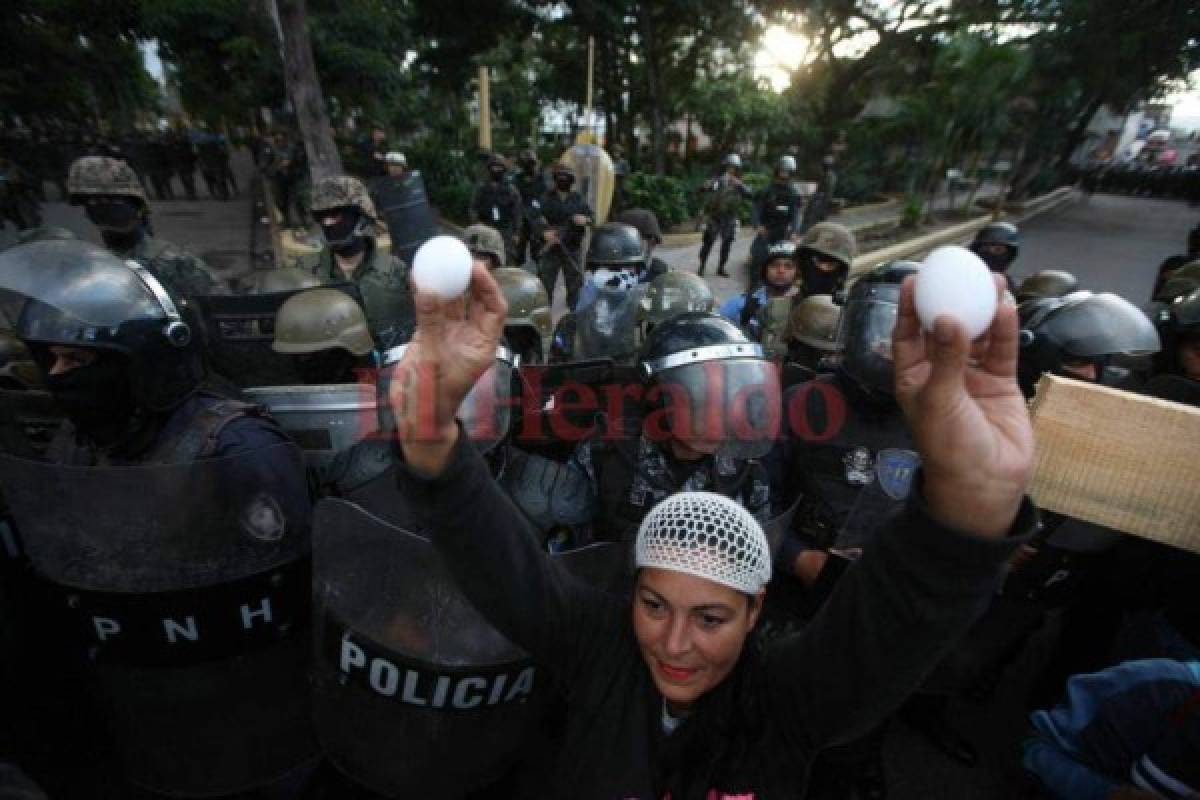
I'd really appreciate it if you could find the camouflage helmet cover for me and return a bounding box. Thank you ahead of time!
[464,224,507,268]
[789,293,842,350]
[493,267,552,338]
[310,175,381,232]
[66,156,148,205]
[272,288,374,357]
[800,222,857,267]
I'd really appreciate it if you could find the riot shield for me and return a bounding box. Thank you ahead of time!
[194,282,363,387]
[372,171,438,267]
[312,498,616,797]
[244,383,378,471]
[559,144,615,224]
[0,444,318,796]
[575,286,644,363]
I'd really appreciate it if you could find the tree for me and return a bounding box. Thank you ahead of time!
[274,0,342,180]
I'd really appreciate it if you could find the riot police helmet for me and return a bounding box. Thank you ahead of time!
[971,221,1020,273]
[614,209,664,245]
[1017,291,1160,397]
[761,240,799,287]
[1016,269,1079,303]
[641,272,715,334]
[777,155,797,176]
[838,261,918,396]
[638,312,780,459]
[3,239,203,414]
[722,153,743,170]
[1153,288,1200,380]
[586,222,644,271]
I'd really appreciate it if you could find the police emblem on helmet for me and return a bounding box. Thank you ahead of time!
[875,448,920,500]
[241,493,287,542]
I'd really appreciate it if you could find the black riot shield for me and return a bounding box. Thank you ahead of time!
[575,286,644,363]
[0,445,318,796]
[372,171,438,267]
[194,282,364,387]
[312,498,615,797]
[244,383,379,472]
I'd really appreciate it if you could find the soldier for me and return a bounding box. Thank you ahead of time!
[787,293,842,376]
[697,153,753,277]
[796,221,856,298]
[469,153,523,266]
[614,207,670,281]
[298,175,415,349]
[169,128,199,201]
[750,155,803,273]
[550,222,647,363]
[1015,269,1079,303]
[534,162,593,310]
[513,148,548,267]
[270,288,375,384]
[66,155,226,303]
[495,267,553,365]
[970,221,1020,293]
[146,132,176,201]
[0,240,315,796]
[1151,288,1200,392]
[719,240,801,342]
[465,223,507,271]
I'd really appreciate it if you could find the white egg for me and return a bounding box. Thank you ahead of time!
[914,245,998,339]
[412,235,473,298]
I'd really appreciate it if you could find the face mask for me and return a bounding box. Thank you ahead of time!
[294,350,359,385]
[85,199,141,232]
[592,268,638,292]
[555,177,573,191]
[977,249,1014,273]
[45,352,137,437]
[489,166,506,180]
[801,259,843,297]
[319,209,364,250]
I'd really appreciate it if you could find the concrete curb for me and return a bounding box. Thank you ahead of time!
[660,196,904,249]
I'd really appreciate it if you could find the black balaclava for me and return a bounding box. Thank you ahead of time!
[41,350,138,445]
[319,209,368,258]
[86,197,145,253]
[800,254,844,297]
[973,245,1016,274]
[294,349,359,385]
[488,165,506,181]
[554,175,573,192]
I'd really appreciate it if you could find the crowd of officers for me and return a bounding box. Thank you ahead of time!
[0,141,1198,800]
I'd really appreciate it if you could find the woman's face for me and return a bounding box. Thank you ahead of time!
[633,567,763,710]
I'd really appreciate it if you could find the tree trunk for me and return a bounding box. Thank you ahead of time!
[274,0,342,183]
[638,3,666,176]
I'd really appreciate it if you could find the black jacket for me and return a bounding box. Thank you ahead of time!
[397,429,1032,799]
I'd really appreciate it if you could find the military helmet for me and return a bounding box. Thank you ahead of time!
[777,155,797,174]
[250,267,322,294]
[614,209,664,244]
[1155,260,1200,303]
[586,222,643,269]
[1154,288,1200,378]
[722,153,743,169]
[494,267,552,339]
[272,288,374,357]
[0,330,45,390]
[1017,291,1160,397]
[641,271,715,329]
[799,222,857,267]
[1016,269,1079,303]
[384,151,407,166]
[66,156,148,206]
[789,294,842,351]
[464,224,507,268]
[310,175,380,229]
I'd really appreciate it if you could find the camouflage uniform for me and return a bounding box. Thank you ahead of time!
[66,156,226,302]
[298,176,415,348]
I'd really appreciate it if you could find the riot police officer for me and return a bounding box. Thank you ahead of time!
[1015,269,1079,303]
[513,149,548,267]
[750,155,803,272]
[66,155,226,303]
[613,207,670,281]
[639,271,714,340]
[0,239,316,797]
[786,293,842,376]
[465,223,508,271]
[697,153,753,277]
[469,153,523,266]
[796,221,856,298]
[970,221,1020,292]
[272,288,375,384]
[550,222,648,363]
[298,175,415,349]
[719,240,800,342]
[534,162,593,310]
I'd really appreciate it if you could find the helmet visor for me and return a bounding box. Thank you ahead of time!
[840,293,898,394]
[652,356,781,459]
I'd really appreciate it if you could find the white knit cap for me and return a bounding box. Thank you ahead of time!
[634,492,772,594]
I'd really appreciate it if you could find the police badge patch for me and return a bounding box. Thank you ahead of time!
[876,449,921,500]
[241,493,287,542]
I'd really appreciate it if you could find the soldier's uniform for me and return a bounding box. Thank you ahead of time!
[750,177,803,271]
[534,166,593,310]
[698,164,753,276]
[66,156,225,303]
[513,153,548,266]
[298,175,415,349]
[469,157,523,266]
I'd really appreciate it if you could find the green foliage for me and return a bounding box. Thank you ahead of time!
[624,173,694,228]
[900,195,923,229]
[687,73,790,156]
[406,139,476,224]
